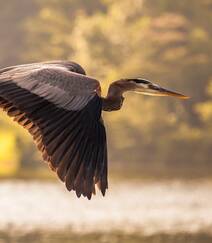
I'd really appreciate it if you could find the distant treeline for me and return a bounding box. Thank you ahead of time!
[0,0,211,177]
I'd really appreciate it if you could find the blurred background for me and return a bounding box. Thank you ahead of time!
[0,0,212,242]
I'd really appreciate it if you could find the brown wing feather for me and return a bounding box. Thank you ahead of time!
[0,61,108,199]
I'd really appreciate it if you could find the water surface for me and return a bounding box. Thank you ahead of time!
[0,180,212,235]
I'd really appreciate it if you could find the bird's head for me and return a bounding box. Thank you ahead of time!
[118,78,190,99]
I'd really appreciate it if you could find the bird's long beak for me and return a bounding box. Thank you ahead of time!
[136,83,190,99]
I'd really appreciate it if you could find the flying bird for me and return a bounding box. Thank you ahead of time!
[0,61,189,199]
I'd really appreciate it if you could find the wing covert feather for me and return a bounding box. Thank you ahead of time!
[0,61,108,199]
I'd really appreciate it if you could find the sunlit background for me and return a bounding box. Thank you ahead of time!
[0,0,212,242]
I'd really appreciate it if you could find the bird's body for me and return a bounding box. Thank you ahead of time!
[0,60,189,199]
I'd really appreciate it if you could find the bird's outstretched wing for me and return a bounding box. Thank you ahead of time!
[0,61,108,199]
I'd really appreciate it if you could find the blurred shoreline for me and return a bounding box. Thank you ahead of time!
[1,230,212,243]
[1,164,212,181]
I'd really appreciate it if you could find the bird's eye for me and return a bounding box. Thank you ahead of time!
[149,84,160,90]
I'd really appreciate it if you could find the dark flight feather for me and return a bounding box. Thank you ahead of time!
[0,61,108,199]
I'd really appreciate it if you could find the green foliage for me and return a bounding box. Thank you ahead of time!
[1,0,212,176]
[0,0,36,67]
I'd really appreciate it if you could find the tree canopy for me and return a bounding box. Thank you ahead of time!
[0,0,211,177]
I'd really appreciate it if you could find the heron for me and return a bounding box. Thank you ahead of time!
[0,61,189,199]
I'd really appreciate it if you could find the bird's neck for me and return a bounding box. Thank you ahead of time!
[102,83,124,112]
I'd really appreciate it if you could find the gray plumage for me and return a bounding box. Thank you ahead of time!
[0,60,188,200]
[0,61,108,199]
